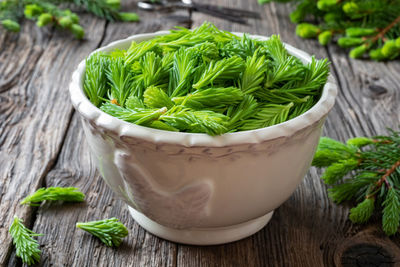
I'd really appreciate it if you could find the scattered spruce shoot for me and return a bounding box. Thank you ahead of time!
[9,216,42,265]
[83,22,330,135]
[312,129,400,236]
[21,187,85,206]
[259,0,400,60]
[76,218,129,247]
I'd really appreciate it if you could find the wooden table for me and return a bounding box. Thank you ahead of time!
[1,1,400,266]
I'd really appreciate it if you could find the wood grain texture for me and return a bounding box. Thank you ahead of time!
[1,2,189,266]
[0,14,107,266]
[0,0,399,266]
[27,115,177,267]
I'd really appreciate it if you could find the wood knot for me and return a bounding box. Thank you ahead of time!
[341,244,394,267]
[368,84,388,95]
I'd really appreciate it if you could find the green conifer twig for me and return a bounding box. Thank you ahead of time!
[9,216,42,265]
[312,129,400,235]
[20,187,85,206]
[259,0,400,60]
[76,218,129,247]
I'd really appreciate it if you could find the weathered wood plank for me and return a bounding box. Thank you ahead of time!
[2,0,400,266]
[23,3,189,267]
[0,14,107,265]
[176,1,400,267]
[27,115,177,267]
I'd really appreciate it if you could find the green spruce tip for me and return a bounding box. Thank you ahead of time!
[321,158,359,184]
[381,41,399,58]
[337,37,364,48]
[369,48,386,61]
[318,31,332,46]
[296,23,320,38]
[317,0,338,11]
[1,19,20,32]
[345,27,376,37]
[118,12,139,22]
[58,16,73,28]
[76,218,129,247]
[21,187,85,206]
[312,150,349,167]
[349,197,375,223]
[346,137,373,147]
[24,4,43,19]
[144,86,174,109]
[382,188,400,236]
[289,8,305,24]
[105,0,121,10]
[349,44,368,59]
[36,13,52,27]
[71,24,85,39]
[9,216,42,265]
[342,2,359,14]
[312,136,357,167]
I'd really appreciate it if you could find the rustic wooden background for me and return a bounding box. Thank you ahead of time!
[1,0,400,266]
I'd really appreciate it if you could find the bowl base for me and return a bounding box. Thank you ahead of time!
[128,206,274,245]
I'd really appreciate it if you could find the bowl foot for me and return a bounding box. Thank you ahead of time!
[128,206,274,245]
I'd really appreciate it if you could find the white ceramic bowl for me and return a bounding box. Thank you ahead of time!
[69,31,337,245]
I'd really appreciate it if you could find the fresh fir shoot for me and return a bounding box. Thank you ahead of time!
[0,0,139,39]
[312,129,400,235]
[20,187,85,206]
[9,216,42,265]
[76,218,128,247]
[84,22,330,135]
[259,0,400,60]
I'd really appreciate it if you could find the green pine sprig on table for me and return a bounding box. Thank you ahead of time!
[0,0,139,39]
[76,218,129,247]
[20,187,85,206]
[312,129,400,235]
[9,216,42,265]
[259,0,400,61]
[83,22,330,135]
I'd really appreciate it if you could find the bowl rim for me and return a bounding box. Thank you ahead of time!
[69,31,337,147]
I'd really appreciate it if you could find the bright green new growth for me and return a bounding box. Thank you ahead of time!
[259,0,400,61]
[21,187,85,206]
[84,22,330,135]
[312,129,400,235]
[76,218,129,247]
[0,0,139,39]
[9,216,42,265]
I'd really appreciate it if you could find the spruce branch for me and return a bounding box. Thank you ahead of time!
[0,0,139,38]
[259,0,400,61]
[312,129,400,235]
[9,216,42,265]
[76,218,128,247]
[382,188,400,235]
